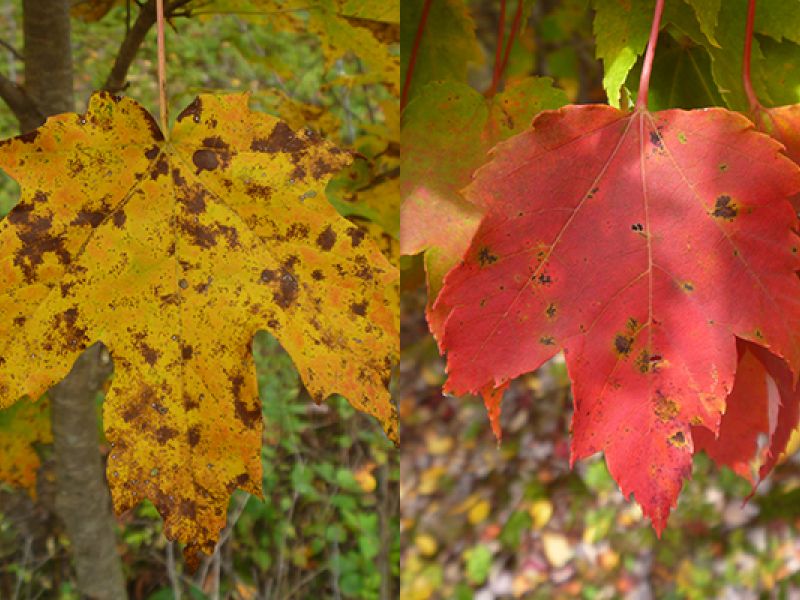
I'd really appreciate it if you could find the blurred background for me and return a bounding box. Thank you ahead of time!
[399,0,800,598]
[0,1,399,598]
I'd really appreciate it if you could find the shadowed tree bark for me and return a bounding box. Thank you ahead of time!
[18,1,127,598]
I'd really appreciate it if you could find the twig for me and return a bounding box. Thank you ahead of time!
[498,0,524,85]
[166,541,182,600]
[12,535,32,600]
[195,493,250,589]
[209,551,221,600]
[155,0,169,135]
[0,72,43,128]
[0,38,22,61]
[743,0,761,112]
[635,0,665,111]
[400,0,433,110]
[490,0,507,94]
[103,0,193,93]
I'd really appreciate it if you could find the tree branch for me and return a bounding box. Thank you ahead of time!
[103,0,193,93]
[0,38,23,61]
[0,71,42,130]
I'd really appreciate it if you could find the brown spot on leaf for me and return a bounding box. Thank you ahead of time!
[183,188,207,215]
[183,393,199,411]
[178,218,218,248]
[245,183,272,199]
[634,350,651,373]
[261,121,306,153]
[172,168,187,187]
[145,145,160,160]
[71,208,107,228]
[311,269,324,281]
[351,301,367,316]
[654,393,679,422]
[312,157,338,178]
[231,375,260,427]
[539,336,555,345]
[545,303,557,319]
[346,226,365,247]
[316,225,336,250]
[179,499,197,519]
[286,223,309,240]
[202,136,229,151]
[614,334,633,356]
[52,307,89,351]
[478,247,498,266]
[155,426,178,444]
[193,149,218,173]
[140,343,159,366]
[177,97,202,123]
[274,271,299,309]
[181,345,193,360]
[112,210,126,228]
[150,154,169,179]
[14,214,72,281]
[712,195,737,219]
[649,130,663,148]
[188,425,201,447]
[668,430,688,448]
[17,130,39,144]
[353,256,373,281]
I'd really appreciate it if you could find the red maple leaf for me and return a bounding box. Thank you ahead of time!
[694,340,800,484]
[436,102,800,530]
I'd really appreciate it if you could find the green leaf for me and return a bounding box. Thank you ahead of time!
[755,0,800,45]
[628,30,723,110]
[401,77,566,336]
[464,544,492,586]
[758,37,800,106]
[499,510,532,550]
[681,0,721,46]
[400,0,481,104]
[592,0,654,107]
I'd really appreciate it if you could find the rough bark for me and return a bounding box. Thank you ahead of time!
[49,346,124,600]
[21,1,128,598]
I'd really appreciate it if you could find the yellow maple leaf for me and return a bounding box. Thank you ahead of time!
[0,92,398,568]
[0,397,51,498]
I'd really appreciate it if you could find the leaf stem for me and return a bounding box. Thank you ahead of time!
[490,0,507,95]
[498,0,524,83]
[635,0,665,111]
[400,0,433,110]
[156,0,169,137]
[743,0,761,112]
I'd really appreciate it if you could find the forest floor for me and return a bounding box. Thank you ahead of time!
[400,284,800,600]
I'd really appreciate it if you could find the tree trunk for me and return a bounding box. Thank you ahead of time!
[21,1,127,598]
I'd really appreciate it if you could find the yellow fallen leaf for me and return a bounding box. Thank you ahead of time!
[354,463,377,493]
[418,466,446,495]
[414,533,438,557]
[468,499,490,524]
[528,499,553,530]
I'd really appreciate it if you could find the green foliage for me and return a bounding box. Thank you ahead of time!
[591,0,653,107]
[400,0,480,104]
